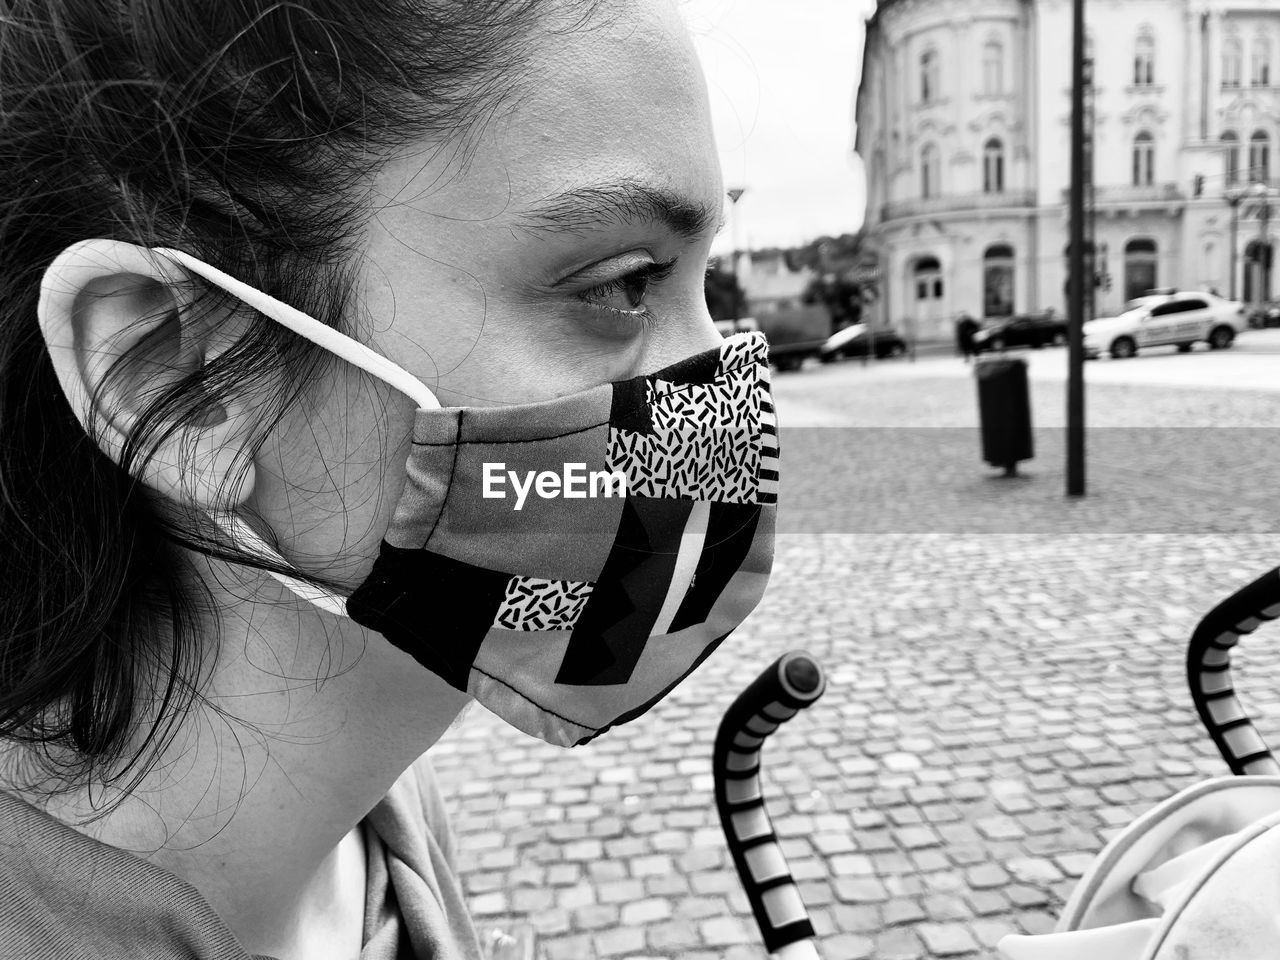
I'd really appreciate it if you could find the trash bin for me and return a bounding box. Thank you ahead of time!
[974,355,1033,476]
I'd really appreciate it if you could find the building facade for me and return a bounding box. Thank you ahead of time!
[854,0,1280,341]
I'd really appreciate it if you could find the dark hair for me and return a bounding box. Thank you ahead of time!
[0,0,574,805]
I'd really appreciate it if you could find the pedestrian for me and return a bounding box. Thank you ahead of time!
[0,3,777,959]
[956,312,980,362]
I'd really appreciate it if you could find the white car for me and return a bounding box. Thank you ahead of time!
[1083,291,1246,359]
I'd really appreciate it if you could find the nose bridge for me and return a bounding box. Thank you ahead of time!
[641,310,725,373]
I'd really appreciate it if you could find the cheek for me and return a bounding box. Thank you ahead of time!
[416,308,652,407]
[249,370,417,584]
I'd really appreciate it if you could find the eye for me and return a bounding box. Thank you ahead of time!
[578,258,678,317]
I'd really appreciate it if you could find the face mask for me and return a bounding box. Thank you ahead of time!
[154,249,778,747]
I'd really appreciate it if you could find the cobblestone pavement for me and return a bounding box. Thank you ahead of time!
[429,364,1280,959]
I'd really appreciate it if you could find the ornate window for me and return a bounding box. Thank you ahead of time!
[1222,131,1240,186]
[1124,238,1158,302]
[982,41,1003,95]
[921,143,940,198]
[1134,34,1155,87]
[1253,37,1272,87]
[921,49,940,103]
[1250,130,1270,183]
[982,138,1005,193]
[1224,39,1243,88]
[1132,131,1155,187]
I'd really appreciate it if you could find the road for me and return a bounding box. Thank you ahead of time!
[782,329,1280,428]
[430,337,1280,960]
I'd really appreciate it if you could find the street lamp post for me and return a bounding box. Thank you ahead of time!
[1066,0,1087,497]
[1225,180,1272,304]
[1228,192,1242,302]
[1259,188,1272,304]
[727,187,746,332]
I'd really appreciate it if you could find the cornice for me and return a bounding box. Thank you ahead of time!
[1218,95,1280,128]
[1119,103,1171,128]
[871,0,1025,39]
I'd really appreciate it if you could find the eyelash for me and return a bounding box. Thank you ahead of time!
[578,258,679,319]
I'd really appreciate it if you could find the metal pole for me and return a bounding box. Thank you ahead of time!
[728,188,746,333]
[1229,197,1239,302]
[1066,0,1087,497]
[1261,194,1271,302]
[1084,57,1096,325]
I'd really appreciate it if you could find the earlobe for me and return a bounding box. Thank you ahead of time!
[37,238,258,509]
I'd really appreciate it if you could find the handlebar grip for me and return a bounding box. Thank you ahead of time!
[1187,566,1280,775]
[713,651,826,956]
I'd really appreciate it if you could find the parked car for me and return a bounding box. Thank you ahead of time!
[1083,291,1246,359]
[817,322,907,362]
[1246,299,1280,329]
[972,313,1068,352]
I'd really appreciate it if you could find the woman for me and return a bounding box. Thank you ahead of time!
[0,1,779,958]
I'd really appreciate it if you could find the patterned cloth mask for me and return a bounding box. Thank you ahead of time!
[156,249,779,747]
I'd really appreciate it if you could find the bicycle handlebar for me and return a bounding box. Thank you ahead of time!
[713,651,827,959]
[1187,566,1280,775]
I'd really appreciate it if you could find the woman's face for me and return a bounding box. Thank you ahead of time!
[246,0,725,585]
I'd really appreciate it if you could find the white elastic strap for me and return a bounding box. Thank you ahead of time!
[207,510,349,617]
[151,248,441,411]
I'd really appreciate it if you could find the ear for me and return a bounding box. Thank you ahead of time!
[38,238,258,509]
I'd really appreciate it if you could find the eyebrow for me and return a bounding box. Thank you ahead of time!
[517,178,726,240]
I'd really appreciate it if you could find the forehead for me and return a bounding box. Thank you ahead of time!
[381,0,721,221]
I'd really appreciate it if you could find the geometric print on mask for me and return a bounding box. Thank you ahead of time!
[344,332,777,746]
[492,576,594,631]
[605,338,772,503]
[721,334,777,504]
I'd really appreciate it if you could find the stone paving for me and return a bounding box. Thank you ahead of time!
[429,363,1280,959]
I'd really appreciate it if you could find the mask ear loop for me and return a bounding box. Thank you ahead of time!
[149,248,443,617]
[152,248,441,410]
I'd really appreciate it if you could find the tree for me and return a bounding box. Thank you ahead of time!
[704,262,746,322]
[803,273,863,332]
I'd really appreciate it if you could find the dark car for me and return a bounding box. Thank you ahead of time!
[972,313,1068,352]
[1246,300,1280,329]
[817,322,907,362]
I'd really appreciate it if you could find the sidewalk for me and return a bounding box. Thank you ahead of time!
[429,372,1280,960]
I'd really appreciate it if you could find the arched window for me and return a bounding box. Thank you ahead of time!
[916,257,947,302]
[1224,39,1243,88]
[1250,130,1270,183]
[983,244,1015,317]
[1244,239,1274,303]
[1124,238,1158,301]
[1222,131,1240,186]
[921,49,939,103]
[1253,37,1272,87]
[1134,34,1155,86]
[982,138,1005,193]
[1132,131,1155,186]
[913,256,943,301]
[921,143,940,198]
[982,41,1003,95]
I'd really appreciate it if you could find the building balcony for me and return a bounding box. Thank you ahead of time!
[1059,183,1185,205]
[879,190,1036,221]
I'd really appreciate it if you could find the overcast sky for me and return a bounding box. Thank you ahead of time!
[682,0,879,255]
